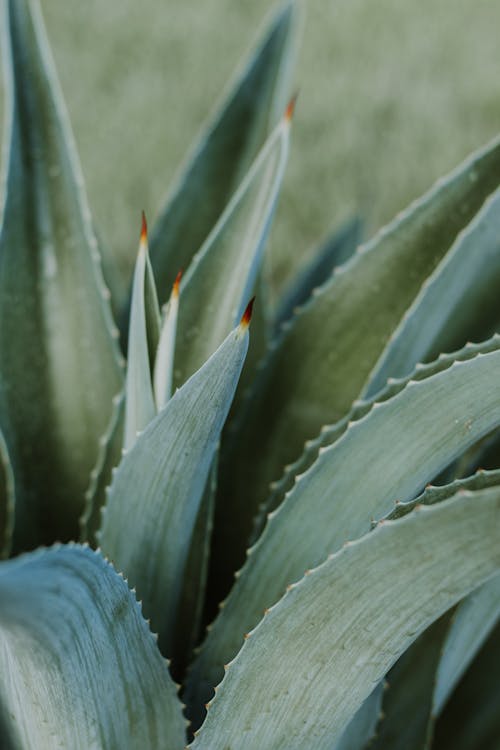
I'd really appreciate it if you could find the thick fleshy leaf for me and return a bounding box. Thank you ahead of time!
[148,0,301,302]
[433,620,500,750]
[252,335,500,542]
[187,346,500,717]
[365,184,500,397]
[79,392,125,547]
[0,430,14,559]
[191,490,500,750]
[213,134,500,593]
[0,545,186,750]
[273,216,363,331]
[124,219,159,451]
[0,0,123,549]
[173,104,292,387]
[99,315,250,658]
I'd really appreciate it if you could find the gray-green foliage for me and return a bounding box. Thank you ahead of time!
[0,1,499,748]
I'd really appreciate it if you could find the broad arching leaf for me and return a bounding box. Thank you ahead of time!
[174,103,292,387]
[0,545,186,750]
[191,490,500,749]
[187,345,500,716]
[99,310,251,659]
[213,134,500,593]
[0,0,123,550]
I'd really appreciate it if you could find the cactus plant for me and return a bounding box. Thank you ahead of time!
[0,0,499,748]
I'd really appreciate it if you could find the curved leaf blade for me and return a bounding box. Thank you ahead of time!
[366,184,500,396]
[187,347,500,715]
[214,134,500,588]
[99,316,250,658]
[0,545,186,750]
[191,490,500,750]
[0,0,123,549]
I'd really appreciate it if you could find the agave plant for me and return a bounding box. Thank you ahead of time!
[0,0,499,748]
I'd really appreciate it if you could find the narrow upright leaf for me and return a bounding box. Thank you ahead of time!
[0,545,186,750]
[365,185,500,396]
[0,0,123,549]
[99,307,251,657]
[154,270,182,410]
[149,0,301,300]
[174,103,292,386]
[191,490,500,750]
[433,573,500,717]
[124,214,159,450]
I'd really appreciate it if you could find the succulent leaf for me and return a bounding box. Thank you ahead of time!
[365,184,500,396]
[213,134,500,592]
[99,316,250,657]
[253,335,500,541]
[123,217,160,451]
[187,345,500,717]
[0,545,186,750]
[153,270,181,410]
[148,0,301,302]
[0,0,124,549]
[173,104,292,387]
[191,490,500,749]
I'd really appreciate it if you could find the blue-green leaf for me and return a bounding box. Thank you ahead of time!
[213,135,500,589]
[187,345,500,717]
[0,545,186,749]
[124,217,159,451]
[191,491,500,749]
[99,312,251,658]
[0,0,123,550]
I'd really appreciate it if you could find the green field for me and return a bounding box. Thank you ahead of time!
[2,0,500,294]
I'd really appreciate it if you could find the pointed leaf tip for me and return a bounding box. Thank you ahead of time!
[173,269,183,298]
[141,211,148,245]
[240,297,256,328]
[285,92,299,122]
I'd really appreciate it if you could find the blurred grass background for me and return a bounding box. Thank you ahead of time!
[2,0,500,296]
